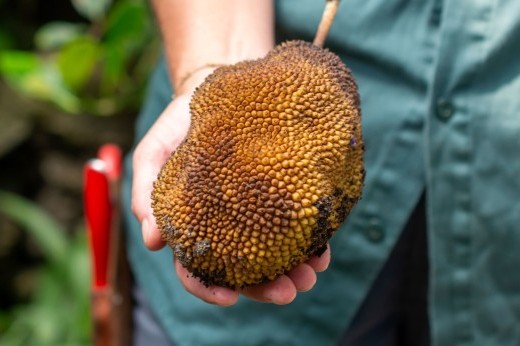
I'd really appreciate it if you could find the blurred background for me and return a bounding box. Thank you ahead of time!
[0,0,159,344]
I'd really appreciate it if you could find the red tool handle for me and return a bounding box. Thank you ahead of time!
[84,144,126,346]
[84,159,112,290]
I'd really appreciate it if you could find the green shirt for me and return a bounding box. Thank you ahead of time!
[123,0,520,344]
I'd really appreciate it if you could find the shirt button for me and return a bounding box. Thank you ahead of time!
[436,98,454,120]
[364,220,385,243]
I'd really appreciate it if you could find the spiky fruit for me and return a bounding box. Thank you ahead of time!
[152,40,364,288]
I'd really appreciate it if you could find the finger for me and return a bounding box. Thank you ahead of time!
[131,135,172,220]
[287,263,317,292]
[131,106,183,250]
[141,217,166,251]
[306,243,331,273]
[131,141,168,250]
[175,260,239,306]
[240,275,297,305]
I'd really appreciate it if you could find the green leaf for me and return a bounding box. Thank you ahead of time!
[57,37,101,91]
[71,0,112,21]
[66,230,90,301]
[30,274,65,343]
[104,1,149,46]
[0,196,92,345]
[35,21,86,51]
[0,230,92,345]
[0,52,80,113]
[66,231,92,341]
[0,191,68,264]
[99,42,125,95]
[28,62,81,113]
[0,50,39,79]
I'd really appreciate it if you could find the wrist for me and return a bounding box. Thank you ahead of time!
[175,63,223,96]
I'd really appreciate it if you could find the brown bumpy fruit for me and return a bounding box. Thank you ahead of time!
[152,40,364,288]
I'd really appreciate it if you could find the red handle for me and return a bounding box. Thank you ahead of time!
[84,159,112,290]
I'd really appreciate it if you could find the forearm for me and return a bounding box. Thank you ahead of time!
[150,0,275,94]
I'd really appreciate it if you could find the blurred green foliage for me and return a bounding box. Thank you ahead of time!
[0,0,159,344]
[0,191,91,345]
[0,0,158,116]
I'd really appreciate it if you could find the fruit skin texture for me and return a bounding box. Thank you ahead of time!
[152,40,364,288]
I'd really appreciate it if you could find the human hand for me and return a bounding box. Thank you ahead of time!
[175,245,330,306]
[131,78,330,307]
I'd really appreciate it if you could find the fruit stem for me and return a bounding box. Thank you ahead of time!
[313,0,340,48]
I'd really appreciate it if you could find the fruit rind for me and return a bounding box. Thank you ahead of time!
[152,40,364,288]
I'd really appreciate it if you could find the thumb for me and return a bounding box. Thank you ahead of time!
[131,97,192,250]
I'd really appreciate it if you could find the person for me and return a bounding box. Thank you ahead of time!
[122,0,520,345]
